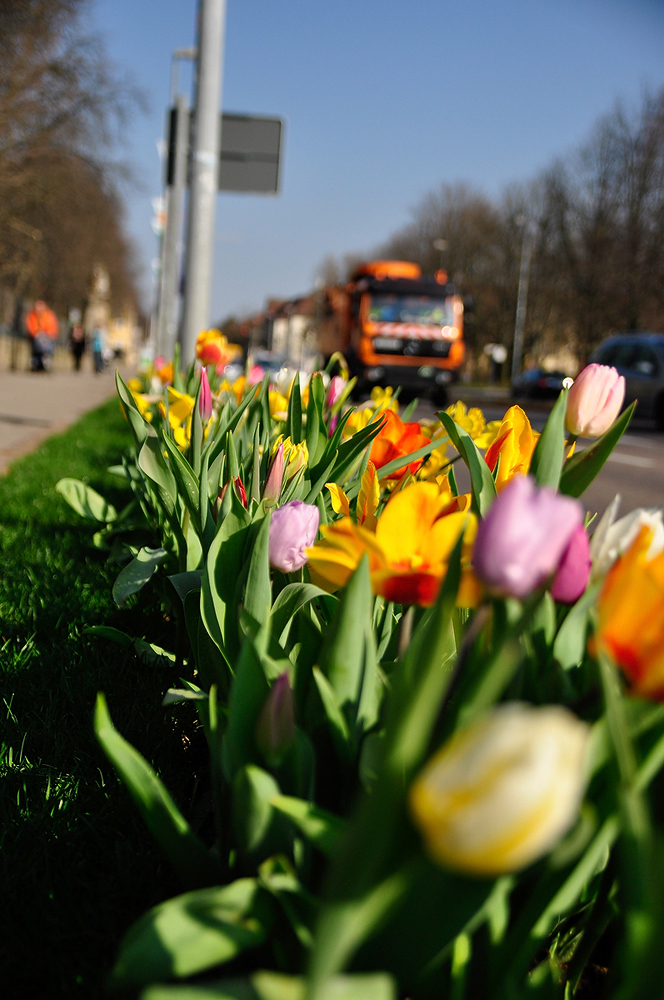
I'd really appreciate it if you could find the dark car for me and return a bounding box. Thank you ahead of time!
[589,331,664,430]
[511,367,570,400]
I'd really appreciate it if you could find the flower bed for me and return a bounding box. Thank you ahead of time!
[57,338,664,999]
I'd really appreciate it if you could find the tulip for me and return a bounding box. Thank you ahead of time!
[473,475,583,599]
[409,703,590,876]
[307,481,479,607]
[269,500,320,573]
[199,366,212,423]
[255,672,295,767]
[595,523,664,698]
[566,364,625,438]
[590,500,664,582]
[550,524,591,604]
[370,409,432,478]
[263,443,284,505]
[484,406,539,491]
[326,375,346,409]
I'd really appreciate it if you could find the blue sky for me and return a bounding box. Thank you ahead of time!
[89,0,664,323]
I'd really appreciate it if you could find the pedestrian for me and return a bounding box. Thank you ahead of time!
[92,326,105,374]
[25,299,59,371]
[69,322,86,372]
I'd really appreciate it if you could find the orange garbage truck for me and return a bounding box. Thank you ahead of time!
[318,260,465,402]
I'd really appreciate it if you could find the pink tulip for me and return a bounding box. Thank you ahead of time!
[247,365,265,385]
[566,364,625,438]
[263,443,284,505]
[473,475,583,599]
[550,524,591,604]
[199,366,212,423]
[269,500,320,573]
[326,375,346,409]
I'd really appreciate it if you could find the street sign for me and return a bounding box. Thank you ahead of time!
[218,113,282,194]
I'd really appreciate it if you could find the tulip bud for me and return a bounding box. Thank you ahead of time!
[473,475,583,599]
[410,703,590,876]
[550,524,591,604]
[256,672,295,767]
[263,443,284,505]
[199,366,212,423]
[213,476,247,521]
[566,364,625,438]
[269,500,320,573]
[326,375,345,409]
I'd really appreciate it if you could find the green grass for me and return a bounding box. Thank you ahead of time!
[0,399,196,999]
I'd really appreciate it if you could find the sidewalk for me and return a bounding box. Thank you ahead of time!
[0,363,133,474]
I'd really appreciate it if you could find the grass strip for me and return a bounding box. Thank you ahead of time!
[0,399,197,999]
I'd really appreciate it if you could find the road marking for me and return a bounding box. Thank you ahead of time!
[607,452,654,468]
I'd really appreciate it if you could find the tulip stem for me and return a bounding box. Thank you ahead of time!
[398,606,414,658]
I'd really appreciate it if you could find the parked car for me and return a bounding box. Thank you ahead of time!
[511,367,571,400]
[589,331,664,429]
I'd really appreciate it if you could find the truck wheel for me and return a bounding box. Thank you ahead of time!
[654,392,664,432]
[433,385,448,408]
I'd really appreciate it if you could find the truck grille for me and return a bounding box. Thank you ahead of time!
[372,338,451,358]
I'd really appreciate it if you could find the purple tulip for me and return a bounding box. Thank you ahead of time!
[566,364,625,438]
[199,366,212,423]
[256,671,295,766]
[473,475,583,599]
[269,500,320,573]
[550,524,591,604]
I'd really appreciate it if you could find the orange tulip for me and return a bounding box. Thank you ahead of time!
[594,524,664,698]
[307,481,479,607]
[484,406,539,491]
[370,410,432,478]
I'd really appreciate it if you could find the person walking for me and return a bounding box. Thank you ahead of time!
[25,299,59,371]
[92,325,105,374]
[69,322,86,371]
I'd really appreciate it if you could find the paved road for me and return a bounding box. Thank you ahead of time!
[0,365,132,474]
[416,390,664,518]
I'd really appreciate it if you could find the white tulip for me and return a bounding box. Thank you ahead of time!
[590,495,664,581]
[409,703,590,876]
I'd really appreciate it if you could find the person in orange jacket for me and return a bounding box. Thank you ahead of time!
[25,299,59,371]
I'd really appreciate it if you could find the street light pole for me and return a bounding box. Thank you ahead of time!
[180,0,227,363]
[511,220,536,383]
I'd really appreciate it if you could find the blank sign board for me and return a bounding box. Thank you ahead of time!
[219,114,283,194]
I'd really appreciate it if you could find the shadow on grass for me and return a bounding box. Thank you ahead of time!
[0,399,197,999]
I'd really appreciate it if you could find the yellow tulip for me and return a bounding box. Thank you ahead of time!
[484,405,539,491]
[307,481,478,606]
[410,703,590,876]
[595,524,664,698]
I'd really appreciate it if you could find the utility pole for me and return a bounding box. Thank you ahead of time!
[181,0,227,363]
[511,220,536,383]
[157,93,190,359]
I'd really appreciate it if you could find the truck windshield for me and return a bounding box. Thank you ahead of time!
[367,294,453,326]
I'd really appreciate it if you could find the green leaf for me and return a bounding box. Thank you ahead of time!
[559,401,636,498]
[553,580,601,670]
[270,583,332,644]
[139,435,178,515]
[94,694,221,890]
[312,666,350,752]
[55,478,117,522]
[243,512,273,628]
[111,879,272,989]
[116,369,153,448]
[270,795,342,857]
[163,434,201,528]
[201,506,252,661]
[438,411,496,516]
[318,556,372,719]
[233,765,280,853]
[306,373,328,466]
[112,546,168,606]
[83,624,134,647]
[223,640,271,780]
[286,373,303,444]
[140,971,396,1000]
[529,388,568,489]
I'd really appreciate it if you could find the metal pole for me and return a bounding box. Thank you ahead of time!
[181,0,227,364]
[158,96,190,359]
[511,223,535,383]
